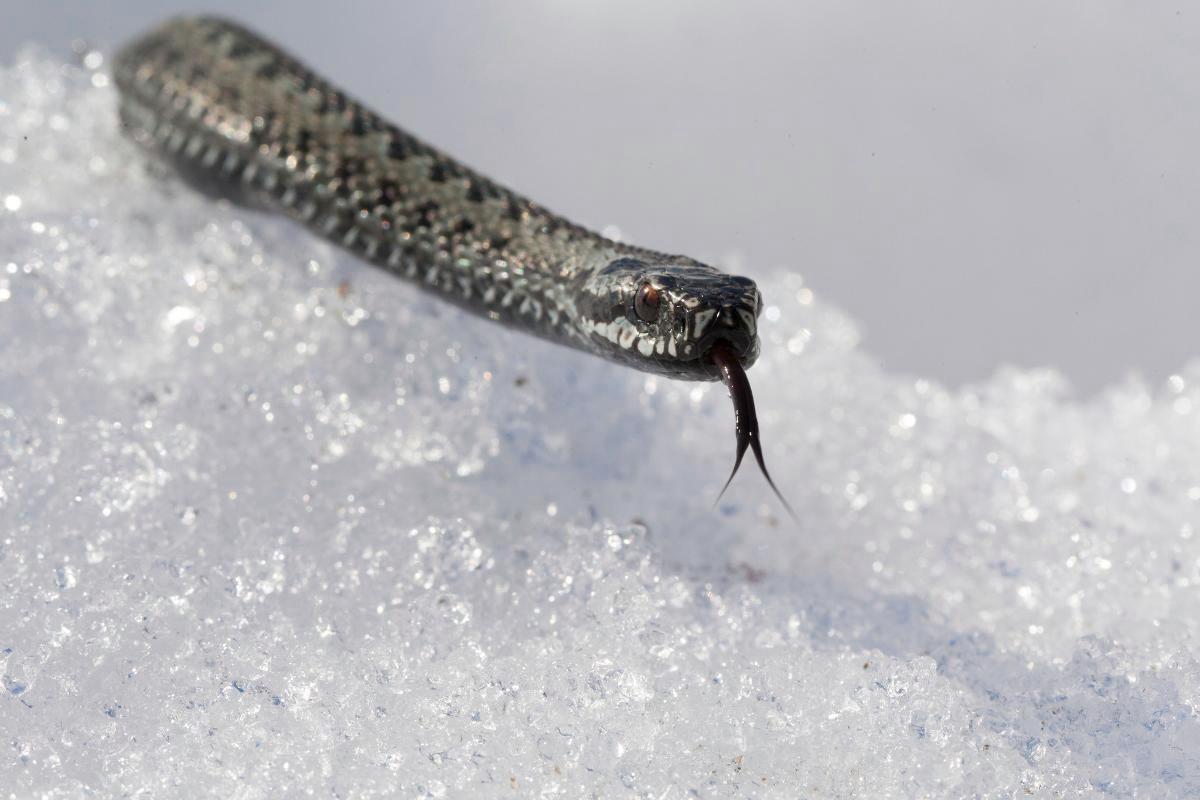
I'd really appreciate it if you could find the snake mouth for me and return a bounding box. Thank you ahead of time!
[686,301,759,372]
[698,330,756,371]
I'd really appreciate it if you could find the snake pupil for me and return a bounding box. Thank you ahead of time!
[634,283,660,323]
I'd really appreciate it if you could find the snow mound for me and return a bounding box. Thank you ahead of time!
[3,48,1200,798]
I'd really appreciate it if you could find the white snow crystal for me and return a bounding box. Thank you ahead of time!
[2,47,1200,798]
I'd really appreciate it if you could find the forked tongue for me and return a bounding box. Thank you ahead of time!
[709,342,797,521]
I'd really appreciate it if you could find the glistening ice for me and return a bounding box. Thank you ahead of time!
[3,48,1200,798]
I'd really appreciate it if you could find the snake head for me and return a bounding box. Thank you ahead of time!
[576,256,762,380]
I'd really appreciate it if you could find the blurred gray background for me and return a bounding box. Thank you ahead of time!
[5,1,1198,395]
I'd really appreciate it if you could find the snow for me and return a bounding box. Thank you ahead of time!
[3,48,1200,798]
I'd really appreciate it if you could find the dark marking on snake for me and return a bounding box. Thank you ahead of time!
[113,16,792,514]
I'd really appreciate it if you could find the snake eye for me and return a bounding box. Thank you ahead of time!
[634,283,660,323]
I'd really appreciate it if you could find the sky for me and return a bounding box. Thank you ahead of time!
[5,0,1199,395]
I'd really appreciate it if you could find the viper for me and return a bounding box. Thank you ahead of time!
[113,16,792,515]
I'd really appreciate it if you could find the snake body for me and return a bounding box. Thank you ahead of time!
[114,17,791,511]
[112,16,762,381]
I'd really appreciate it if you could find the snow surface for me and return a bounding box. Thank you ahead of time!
[4,48,1200,799]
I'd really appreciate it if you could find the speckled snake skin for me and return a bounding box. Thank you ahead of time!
[112,16,763,381]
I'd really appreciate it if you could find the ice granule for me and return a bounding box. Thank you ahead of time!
[3,47,1200,799]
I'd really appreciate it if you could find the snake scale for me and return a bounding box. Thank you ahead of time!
[113,16,791,512]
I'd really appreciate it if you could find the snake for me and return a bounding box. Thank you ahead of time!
[112,16,792,514]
